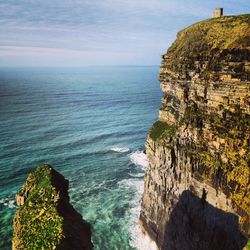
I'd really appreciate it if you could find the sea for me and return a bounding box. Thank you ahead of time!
[0,66,162,250]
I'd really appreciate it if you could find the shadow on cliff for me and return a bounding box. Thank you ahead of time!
[51,168,93,250]
[162,190,247,250]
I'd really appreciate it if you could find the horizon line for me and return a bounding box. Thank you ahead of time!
[0,64,161,68]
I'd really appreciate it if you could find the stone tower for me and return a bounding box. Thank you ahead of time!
[212,8,223,18]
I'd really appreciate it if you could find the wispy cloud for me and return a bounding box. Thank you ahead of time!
[0,0,249,66]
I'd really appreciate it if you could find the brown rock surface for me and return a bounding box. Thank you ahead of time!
[140,14,250,250]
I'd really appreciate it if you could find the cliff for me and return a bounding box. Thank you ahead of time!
[13,164,92,250]
[140,14,250,249]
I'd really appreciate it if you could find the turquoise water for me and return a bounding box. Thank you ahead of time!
[0,66,161,249]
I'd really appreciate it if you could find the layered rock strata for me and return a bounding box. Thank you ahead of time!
[13,164,92,250]
[140,14,250,249]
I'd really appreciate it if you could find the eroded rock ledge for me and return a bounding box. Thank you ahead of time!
[140,14,250,250]
[13,164,92,250]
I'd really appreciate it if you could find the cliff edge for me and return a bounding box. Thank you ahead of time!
[140,14,250,250]
[13,164,92,250]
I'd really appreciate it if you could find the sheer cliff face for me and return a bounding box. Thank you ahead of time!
[140,15,250,249]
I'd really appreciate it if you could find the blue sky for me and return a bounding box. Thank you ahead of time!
[0,0,249,67]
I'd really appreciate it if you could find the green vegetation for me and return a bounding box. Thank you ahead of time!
[186,107,250,234]
[149,120,177,141]
[167,14,250,59]
[14,164,64,249]
[182,102,205,128]
[210,110,250,139]
[163,14,250,80]
[245,239,250,250]
[167,106,180,120]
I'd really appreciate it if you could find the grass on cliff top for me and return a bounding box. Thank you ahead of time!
[149,120,177,141]
[15,164,63,249]
[165,14,250,58]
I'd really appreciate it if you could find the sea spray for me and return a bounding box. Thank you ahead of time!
[111,147,130,153]
[129,151,148,168]
[119,150,157,250]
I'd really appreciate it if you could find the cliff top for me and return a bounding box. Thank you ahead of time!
[164,14,250,60]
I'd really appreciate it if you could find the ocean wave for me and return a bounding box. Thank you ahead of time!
[0,197,16,209]
[118,178,157,250]
[70,179,116,199]
[129,151,148,168]
[128,172,145,178]
[121,179,157,250]
[130,224,158,250]
[118,178,144,193]
[110,147,130,153]
[118,178,144,209]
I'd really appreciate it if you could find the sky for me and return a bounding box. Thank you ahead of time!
[0,0,249,67]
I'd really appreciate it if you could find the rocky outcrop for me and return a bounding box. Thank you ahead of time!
[13,164,92,250]
[140,14,250,249]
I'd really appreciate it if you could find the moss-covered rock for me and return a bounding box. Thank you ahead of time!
[149,121,177,141]
[13,164,92,250]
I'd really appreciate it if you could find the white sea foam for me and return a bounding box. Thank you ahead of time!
[0,198,16,209]
[119,178,157,250]
[7,200,16,209]
[128,172,145,178]
[118,179,144,197]
[130,151,148,168]
[122,151,157,249]
[69,187,77,192]
[111,147,130,153]
[130,225,158,250]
